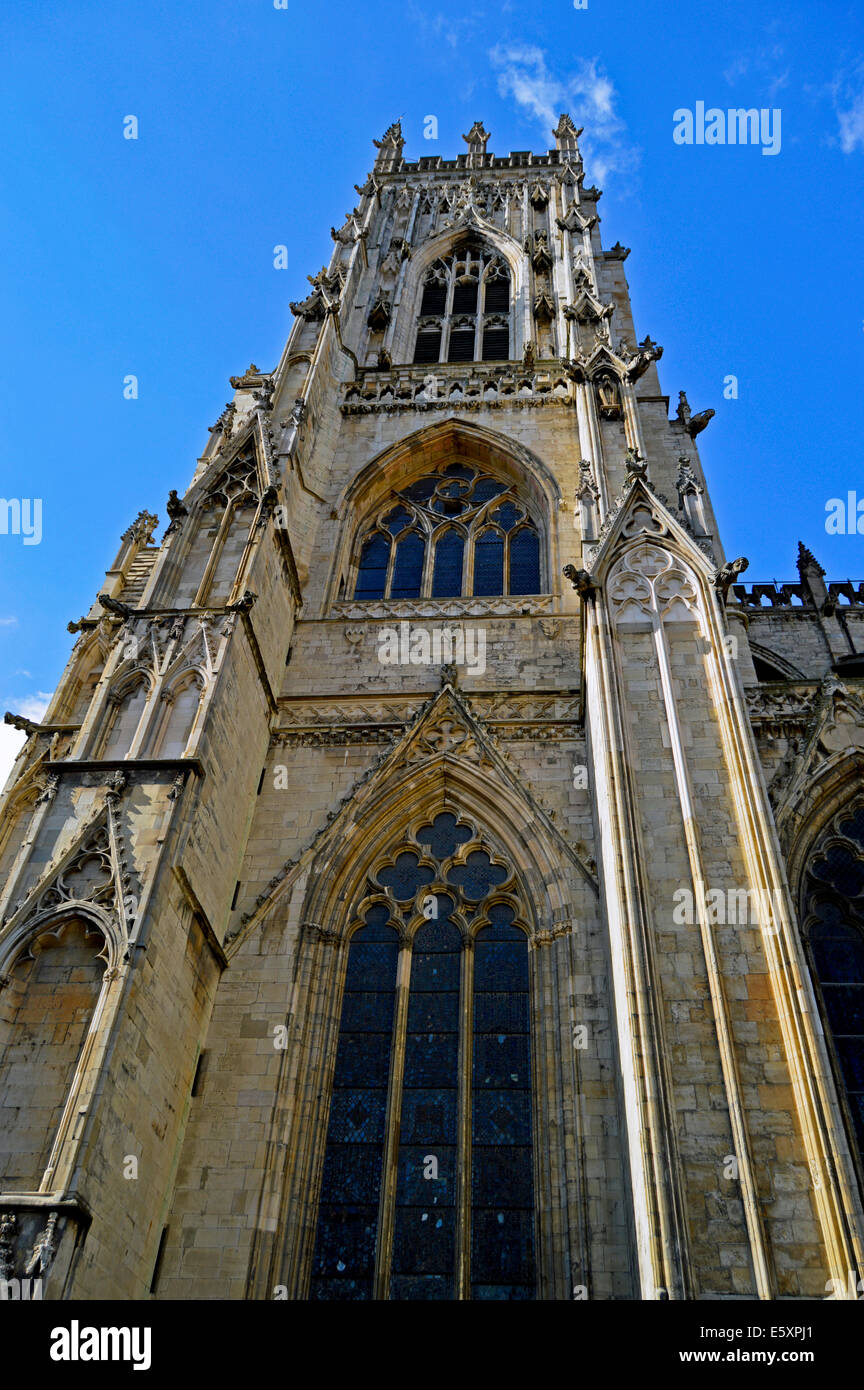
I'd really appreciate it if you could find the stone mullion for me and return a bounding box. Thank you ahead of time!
[440,259,456,365]
[194,501,234,608]
[455,934,474,1299]
[526,936,556,1298]
[372,936,412,1300]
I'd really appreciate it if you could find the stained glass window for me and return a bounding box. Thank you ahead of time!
[309,813,536,1299]
[803,804,864,1164]
[351,464,542,601]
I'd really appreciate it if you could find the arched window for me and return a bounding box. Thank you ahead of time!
[413,241,512,365]
[801,802,864,1170]
[351,464,542,600]
[309,812,536,1301]
[0,918,107,1189]
[96,678,149,759]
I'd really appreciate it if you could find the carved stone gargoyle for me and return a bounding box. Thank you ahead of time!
[563,564,598,600]
[713,556,749,604]
[98,593,134,619]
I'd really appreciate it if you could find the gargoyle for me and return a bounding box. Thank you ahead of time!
[563,565,598,599]
[713,557,749,603]
[98,593,134,619]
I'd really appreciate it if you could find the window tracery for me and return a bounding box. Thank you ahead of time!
[309,811,536,1301]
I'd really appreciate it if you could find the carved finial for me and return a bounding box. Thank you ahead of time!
[440,662,459,689]
[797,542,826,578]
[553,113,583,150]
[120,510,159,545]
[462,121,490,153]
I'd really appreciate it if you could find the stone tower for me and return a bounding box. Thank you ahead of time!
[1,116,863,1302]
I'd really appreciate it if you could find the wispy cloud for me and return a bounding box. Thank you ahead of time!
[724,40,790,99]
[0,617,17,628]
[831,62,864,153]
[489,46,637,185]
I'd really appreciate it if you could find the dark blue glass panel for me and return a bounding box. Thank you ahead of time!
[448,849,508,900]
[443,464,475,480]
[490,502,521,532]
[839,808,864,849]
[389,1275,453,1301]
[354,532,390,600]
[471,1209,535,1282]
[383,506,412,534]
[404,476,437,504]
[390,531,425,599]
[391,916,461,1300]
[431,529,464,598]
[473,529,504,597]
[470,477,507,507]
[836,1037,864,1089]
[822,985,864,1034]
[472,1090,532,1144]
[376,851,434,901]
[471,920,534,1300]
[417,812,472,860]
[810,923,864,982]
[472,1284,535,1301]
[309,918,398,1301]
[812,846,864,897]
[509,526,541,596]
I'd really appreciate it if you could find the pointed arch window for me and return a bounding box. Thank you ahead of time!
[350,464,542,600]
[308,812,536,1301]
[413,241,512,365]
[801,803,864,1172]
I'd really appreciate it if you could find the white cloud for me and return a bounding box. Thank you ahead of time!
[0,617,17,628]
[488,46,638,185]
[835,75,864,153]
[0,692,52,792]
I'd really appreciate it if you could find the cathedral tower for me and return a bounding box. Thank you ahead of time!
[1,117,863,1301]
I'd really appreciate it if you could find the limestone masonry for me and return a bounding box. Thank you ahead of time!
[1,116,863,1300]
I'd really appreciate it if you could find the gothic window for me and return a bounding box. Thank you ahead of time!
[350,465,542,600]
[96,677,149,759]
[174,444,261,608]
[413,241,512,365]
[309,812,536,1301]
[0,919,107,1189]
[801,803,864,1170]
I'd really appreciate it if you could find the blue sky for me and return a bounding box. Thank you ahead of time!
[1,0,863,778]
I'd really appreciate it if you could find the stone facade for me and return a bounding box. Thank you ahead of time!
[0,115,863,1300]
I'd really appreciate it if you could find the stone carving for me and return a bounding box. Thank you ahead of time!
[607,544,699,625]
[676,390,715,437]
[24,1213,58,1278]
[563,565,598,600]
[714,557,749,604]
[0,1213,16,1280]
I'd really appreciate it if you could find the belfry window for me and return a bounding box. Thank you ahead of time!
[413,241,512,365]
[350,464,542,600]
[308,811,536,1301]
[801,802,864,1171]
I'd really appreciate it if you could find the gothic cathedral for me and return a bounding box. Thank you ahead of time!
[2,117,863,1302]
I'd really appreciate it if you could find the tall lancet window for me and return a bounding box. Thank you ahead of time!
[801,802,864,1173]
[413,240,511,365]
[350,464,542,600]
[308,812,536,1301]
